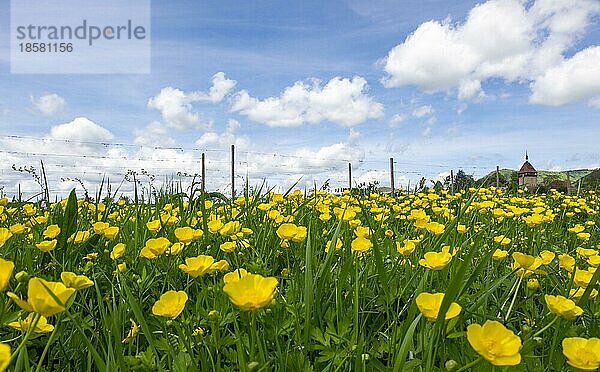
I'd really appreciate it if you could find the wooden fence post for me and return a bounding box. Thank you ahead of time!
[201,153,206,194]
[348,163,352,192]
[390,157,395,196]
[231,145,235,200]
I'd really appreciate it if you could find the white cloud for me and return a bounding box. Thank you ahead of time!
[148,72,236,130]
[458,79,483,101]
[412,105,434,118]
[197,72,238,103]
[529,46,600,106]
[589,96,600,108]
[381,0,600,105]
[389,113,406,127]
[31,93,66,116]
[231,76,384,127]
[147,87,206,130]
[133,121,176,147]
[50,117,113,142]
[195,119,250,150]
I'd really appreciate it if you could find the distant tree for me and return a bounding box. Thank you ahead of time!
[444,170,474,191]
[539,175,569,193]
[480,172,509,188]
[508,172,519,193]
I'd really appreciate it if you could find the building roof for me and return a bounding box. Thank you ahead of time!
[519,160,537,174]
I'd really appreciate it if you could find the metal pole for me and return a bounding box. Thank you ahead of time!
[390,157,395,197]
[201,153,206,194]
[231,144,235,200]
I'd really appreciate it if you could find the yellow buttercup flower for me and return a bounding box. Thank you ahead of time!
[220,241,237,253]
[276,223,297,240]
[115,263,127,274]
[492,249,508,261]
[415,292,461,321]
[467,320,522,366]
[146,219,161,232]
[175,227,196,244]
[0,342,11,372]
[539,250,555,265]
[223,269,249,284]
[210,260,230,273]
[570,287,599,300]
[351,236,372,253]
[424,222,445,236]
[208,219,224,234]
[568,224,586,234]
[36,240,57,252]
[526,278,540,290]
[122,319,139,344]
[103,226,119,239]
[168,242,184,255]
[140,237,171,259]
[494,235,511,245]
[562,337,600,371]
[544,294,583,319]
[8,313,54,333]
[577,232,591,241]
[43,224,61,239]
[574,269,593,288]
[511,252,543,277]
[0,258,15,291]
[325,238,343,253]
[354,226,371,238]
[0,228,13,248]
[223,273,278,311]
[92,221,109,235]
[397,239,419,256]
[84,252,98,261]
[179,255,215,277]
[68,231,90,245]
[559,254,575,272]
[219,221,241,237]
[419,251,452,270]
[10,223,25,235]
[60,272,94,290]
[7,277,75,317]
[110,243,126,260]
[587,255,600,267]
[276,223,306,242]
[152,290,188,319]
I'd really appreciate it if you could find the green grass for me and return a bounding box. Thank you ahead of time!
[0,186,599,371]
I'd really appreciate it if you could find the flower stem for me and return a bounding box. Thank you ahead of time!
[36,317,59,372]
[505,276,523,321]
[456,356,483,372]
[533,315,559,338]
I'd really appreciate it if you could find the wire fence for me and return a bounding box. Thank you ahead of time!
[0,134,498,199]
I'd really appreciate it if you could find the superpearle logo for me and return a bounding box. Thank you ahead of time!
[10,0,151,74]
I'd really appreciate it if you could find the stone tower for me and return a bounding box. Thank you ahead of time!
[518,152,537,190]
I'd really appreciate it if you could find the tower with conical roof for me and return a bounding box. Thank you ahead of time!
[518,151,537,190]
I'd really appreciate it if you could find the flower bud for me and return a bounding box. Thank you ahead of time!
[208,310,219,321]
[15,271,29,283]
[445,360,459,371]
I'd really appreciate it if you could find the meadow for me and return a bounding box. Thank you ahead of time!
[0,184,599,371]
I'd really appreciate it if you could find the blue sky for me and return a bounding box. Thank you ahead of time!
[0,0,599,195]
